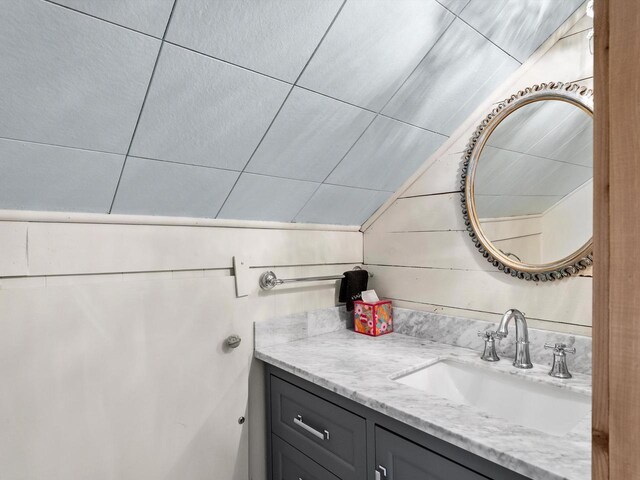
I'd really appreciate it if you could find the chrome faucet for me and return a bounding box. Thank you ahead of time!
[496,309,533,369]
[544,343,576,378]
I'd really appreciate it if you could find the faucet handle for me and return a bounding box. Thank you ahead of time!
[478,330,498,340]
[478,330,500,362]
[545,343,575,379]
[478,330,503,342]
[544,343,576,354]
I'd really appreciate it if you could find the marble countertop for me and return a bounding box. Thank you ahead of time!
[255,329,591,480]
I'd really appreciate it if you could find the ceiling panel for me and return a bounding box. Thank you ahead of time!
[552,119,593,168]
[382,19,520,135]
[460,0,584,62]
[245,87,375,182]
[327,116,446,191]
[0,0,160,153]
[49,0,175,37]
[486,100,593,166]
[0,138,123,213]
[438,0,471,15]
[475,147,593,197]
[475,195,562,219]
[129,43,290,171]
[111,158,239,218]
[295,185,390,226]
[0,1,585,226]
[298,0,454,111]
[166,0,343,82]
[217,173,319,222]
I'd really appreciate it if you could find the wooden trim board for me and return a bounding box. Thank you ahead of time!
[0,209,360,232]
[592,0,609,476]
[593,0,640,478]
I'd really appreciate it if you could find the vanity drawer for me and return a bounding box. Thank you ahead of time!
[272,434,341,480]
[270,375,366,480]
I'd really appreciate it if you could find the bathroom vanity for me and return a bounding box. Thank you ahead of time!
[266,365,523,480]
[248,77,596,480]
[255,308,592,480]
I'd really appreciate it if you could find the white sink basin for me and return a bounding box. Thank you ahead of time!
[394,360,590,436]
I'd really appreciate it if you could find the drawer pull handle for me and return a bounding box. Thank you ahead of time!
[375,465,388,479]
[293,414,330,440]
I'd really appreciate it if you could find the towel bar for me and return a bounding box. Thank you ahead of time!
[258,266,372,290]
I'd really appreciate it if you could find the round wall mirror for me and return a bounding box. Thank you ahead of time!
[461,83,593,281]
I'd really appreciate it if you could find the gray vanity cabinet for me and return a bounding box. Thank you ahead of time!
[374,427,488,480]
[270,375,367,480]
[272,434,340,480]
[266,365,530,480]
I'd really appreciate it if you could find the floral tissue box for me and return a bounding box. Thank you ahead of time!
[353,300,393,336]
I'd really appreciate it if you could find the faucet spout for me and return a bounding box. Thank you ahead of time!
[497,309,533,369]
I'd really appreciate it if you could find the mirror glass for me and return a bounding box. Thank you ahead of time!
[473,99,593,266]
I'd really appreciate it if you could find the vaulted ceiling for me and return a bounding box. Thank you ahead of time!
[0,0,583,225]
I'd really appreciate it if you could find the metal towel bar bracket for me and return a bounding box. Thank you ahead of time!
[259,266,372,290]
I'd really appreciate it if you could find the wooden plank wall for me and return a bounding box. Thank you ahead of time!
[0,216,363,480]
[593,0,640,477]
[365,12,594,335]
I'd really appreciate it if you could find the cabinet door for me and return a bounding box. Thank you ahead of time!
[375,427,488,480]
[271,375,366,480]
[272,435,341,480]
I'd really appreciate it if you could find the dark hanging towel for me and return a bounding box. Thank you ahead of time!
[339,269,369,311]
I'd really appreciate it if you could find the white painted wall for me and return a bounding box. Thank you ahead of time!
[471,178,593,265]
[0,212,362,479]
[481,215,543,264]
[541,179,593,263]
[364,12,593,335]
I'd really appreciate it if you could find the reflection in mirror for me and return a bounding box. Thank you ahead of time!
[474,99,593,266]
